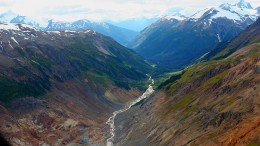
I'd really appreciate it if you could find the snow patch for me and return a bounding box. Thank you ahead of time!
[0,23,20,30]
[190,8,211,19]
[64,30,76,33]
[11,37,19,45]
[217,34,222,42]
[163,15,185,21]
[31,60,40,65]
[211,8,242,21]
[49,31,60,34]
[8,41,14,49]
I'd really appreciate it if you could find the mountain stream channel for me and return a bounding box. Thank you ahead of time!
[106,76,154,146]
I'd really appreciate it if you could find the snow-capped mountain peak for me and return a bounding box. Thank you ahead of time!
[233,0,253,9]
[0,22,39,31]
[210,8,242,21]
[219,3,232,11]
[46,20,73,30]
[190,0,257,22]
[10,16,49,29]
[219,1,257,19]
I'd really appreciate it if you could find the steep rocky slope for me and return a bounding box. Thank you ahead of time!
[113,18,260,146]
[203,17,260,60]
[129,15,186,49]
[0,23,152,145]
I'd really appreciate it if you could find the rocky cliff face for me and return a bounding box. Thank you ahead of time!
[112,19,260,146]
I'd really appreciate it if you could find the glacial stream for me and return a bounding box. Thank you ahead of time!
[106,77,155,146]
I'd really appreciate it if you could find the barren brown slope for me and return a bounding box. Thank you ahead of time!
[113,18,260,145]
[114,42,260,146]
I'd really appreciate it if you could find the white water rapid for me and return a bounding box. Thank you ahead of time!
[106,77,154,146]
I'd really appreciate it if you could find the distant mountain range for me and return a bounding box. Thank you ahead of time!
[0,11,138,46]
[109,17,159,32]
[131,0,259,70]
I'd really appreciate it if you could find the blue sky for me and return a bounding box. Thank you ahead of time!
[0,0,259,21]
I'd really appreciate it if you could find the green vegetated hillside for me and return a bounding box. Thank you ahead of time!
[113,18,260,146]
[0,24,152,102]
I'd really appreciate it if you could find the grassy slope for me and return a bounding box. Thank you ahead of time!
[0,30,152,102]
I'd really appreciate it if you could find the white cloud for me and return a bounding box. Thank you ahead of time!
[0,0,259,21]
[0,0,15,6]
